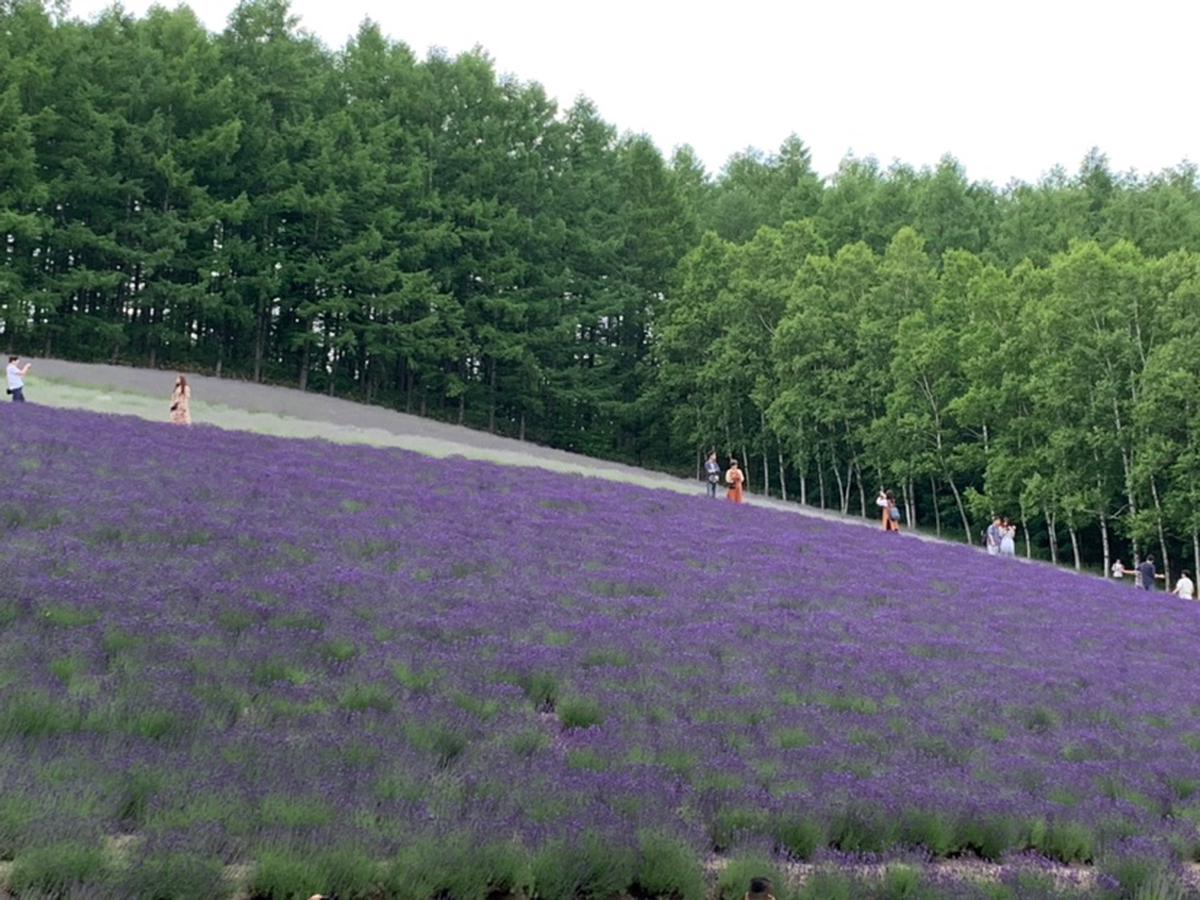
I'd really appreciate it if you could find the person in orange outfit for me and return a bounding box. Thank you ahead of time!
[725,458,745,504]
[877,489,901,532]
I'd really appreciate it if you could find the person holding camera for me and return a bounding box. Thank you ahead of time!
[6,355,31,402]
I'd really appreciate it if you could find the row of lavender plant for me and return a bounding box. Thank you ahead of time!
[1,403,1198,897]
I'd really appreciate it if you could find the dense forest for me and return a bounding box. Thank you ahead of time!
[3,0,1200,577]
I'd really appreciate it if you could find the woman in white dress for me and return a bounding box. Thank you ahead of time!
[1000,519,1017,557]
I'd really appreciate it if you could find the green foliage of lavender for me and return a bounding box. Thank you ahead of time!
[2,404,1200,896]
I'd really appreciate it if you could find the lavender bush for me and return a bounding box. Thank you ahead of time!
[1,404,1198,897]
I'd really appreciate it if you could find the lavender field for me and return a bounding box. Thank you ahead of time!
[2,404,1200,898]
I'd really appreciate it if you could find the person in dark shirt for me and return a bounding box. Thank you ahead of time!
[1136,555,1166,591]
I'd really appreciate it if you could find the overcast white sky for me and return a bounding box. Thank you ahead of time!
[68,0,1197,186]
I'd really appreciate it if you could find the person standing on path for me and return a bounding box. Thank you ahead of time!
[876,490,891,530]
[1172,570,1194,600]
[6,356,31,402]
[725,458,745,504]
[1000,519,1017,557]
[704,451,721,499]
[1136,555,1165,591]
[885,490,901,533]
[986,516,1003,555]
[169,375,191,425]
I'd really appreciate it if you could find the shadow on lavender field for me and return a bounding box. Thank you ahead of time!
[2,404,1199,899]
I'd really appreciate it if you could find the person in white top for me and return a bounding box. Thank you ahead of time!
[1172,570,1195,600]
[6,355,31,403]
[1111,559,1128,579]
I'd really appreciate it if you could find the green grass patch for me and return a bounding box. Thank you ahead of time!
[270,610,326,631]
[392,661,439,694]
[120,708,190,742]
[216,608,256,636]
[530,834,635,900]
[1020,704,1061,734]
[339,683,395,714]
[386,838,533,900]
[558,696,604,729]
[567,748,609,771]
[711,806,770,851]
[0,795,33,860]
[827,804,897,854]
[0,692,83,738]
[500,670,559,710]
[259,794,334,828]
[253,659,313,687]
[510,728,550,757]
[453,691,501,721]
[774,814,826,860]
[110,852,227,900]
[581,647,631,668]
[49,655,87,685]
[9,842,111,894]
[39,603,101,628]
[773,726,814,750]
[898,808,959,857]
[406,722,469,768]
[321,638,359,663]
[632,831,705,900]
[251,847,380,900]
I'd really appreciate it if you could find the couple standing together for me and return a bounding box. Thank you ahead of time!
[704,452,745,504]
[986,516,1017,556]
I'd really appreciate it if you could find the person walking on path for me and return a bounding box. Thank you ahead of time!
[1000,519,1017,557]
[704,451,721,499]
[986,516,1003,555]
[725,458,745,504]
[1136,555,1165,591]
[1172,570,1194,600]
[6,355,31,402]
[1111,559,1127,579]
[169,375,191,425]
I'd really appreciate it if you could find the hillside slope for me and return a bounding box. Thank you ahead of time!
[30,358,911,537]
[31,358,713,494]
[1,403,1198,897]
